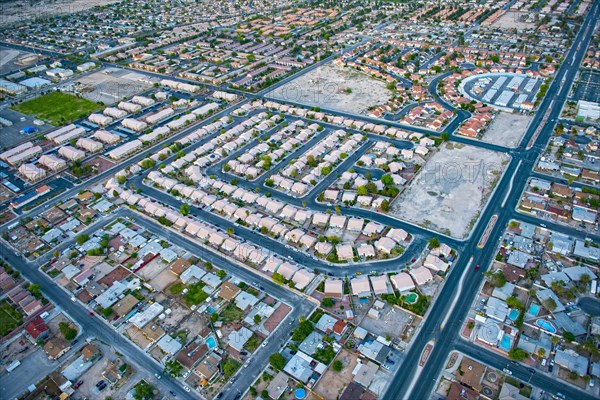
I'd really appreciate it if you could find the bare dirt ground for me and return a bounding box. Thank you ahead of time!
[491,11,536,30]
[480,112,532,148]
[0,0,120,27]
[269,63,392,115]
[359,303,415,339]
[77,69,155,105]
[313,349,358,399]
[391,142,509,239]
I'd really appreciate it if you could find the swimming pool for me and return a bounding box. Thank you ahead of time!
[205,336,217,349]
[508,309,520,321]
[536,319,557,333]
[207,306,216,315]
[295,388,306,399]
[499,335,512,352]
[528,304,540,316]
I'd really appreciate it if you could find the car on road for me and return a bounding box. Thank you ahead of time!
[154,373,161,379]
[261,340,269,347]
[169,391,177,397]
[74,381,83,389]
[502,368,512,375]
[89,311,94,316]
[216,394,223,399]
[183,386,191,392]
[528,368,536,374]
[475,264,480,271]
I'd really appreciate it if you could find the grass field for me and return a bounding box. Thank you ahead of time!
[13,91,101,126]
[0,301,23,337]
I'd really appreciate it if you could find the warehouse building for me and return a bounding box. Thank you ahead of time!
[131,96,155,107]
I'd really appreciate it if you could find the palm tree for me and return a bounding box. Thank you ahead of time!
[537,348,546,359]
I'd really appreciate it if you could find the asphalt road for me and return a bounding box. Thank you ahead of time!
[0,209,198,399]
[383,2,600,398]
[455,340,598,400]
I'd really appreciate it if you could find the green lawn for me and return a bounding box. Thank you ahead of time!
[13,92,101,126]
[0,301,23,337]
[220,302,244,323]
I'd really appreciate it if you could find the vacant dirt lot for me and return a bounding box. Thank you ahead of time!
[77,68,155,105]
[481,112,532,148]
[0,0,120,27]
[391,143,509,238]
[269,63,392,115]
[491,11,536,30]
[313,349,358,399]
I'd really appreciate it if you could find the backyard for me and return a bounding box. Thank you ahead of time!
[0,301,23,337]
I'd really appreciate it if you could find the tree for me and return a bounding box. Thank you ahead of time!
[542,297,557,312]
[321,298,334,307]
[75,234,90,245]
[269,353,286,371]
[506,296,523,310]
[179,203,190,216]
[332,360,344,372]
[272,272,286,284]
[380,199,390,212]
[164,360,183,377]
[102,307,114,318]
[222,359,239,377]
[381,175,394,186]
[429,237,440,248]
[116,175,127,185]
[58,322,77,340]
[133,380,155,400]
[563,331,575,343]
[254,314,262,325]
[216,269,227,279]
[440,132,450,141]
[537,348,546,358]
[357,185,368,195]
[226,227,235,236]
[508,348,528,361]
[485,270,506,288]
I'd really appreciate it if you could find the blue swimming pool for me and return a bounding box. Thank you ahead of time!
[508,309,520,321]
[295,388,306,399]
[205,336,217,349]
[536,319,557,333]
[499,335,512,351]
[207,306,216,315]
[528,304,540,316]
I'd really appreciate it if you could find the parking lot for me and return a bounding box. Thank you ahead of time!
[572,70,600,103]
[0,108,54,148]
[460,73,541,111]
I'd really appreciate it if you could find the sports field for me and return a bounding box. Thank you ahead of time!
[13,91,101,126]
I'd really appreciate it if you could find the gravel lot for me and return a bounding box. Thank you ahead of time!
[269,63,392,115]
[491,11,536,30]
[391,142,509,239]
[480,112,532,148]
[313,349,359,400]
